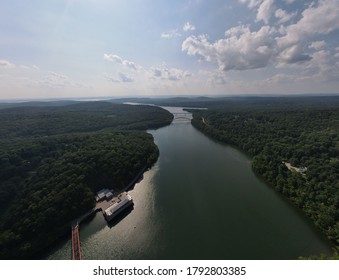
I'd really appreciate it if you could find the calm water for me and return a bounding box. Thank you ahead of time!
[47,107,331,260]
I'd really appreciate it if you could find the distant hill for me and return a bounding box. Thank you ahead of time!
[109,95,339,110]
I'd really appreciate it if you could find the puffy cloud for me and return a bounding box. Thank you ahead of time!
[307,50,339,82]
[282,0,339,43]
[256,0,274,24]
[238,0,262,9]
[239,0,274,24]
[161,29,181,38]
[182,25,276,71]
[149,64,192,81]
[275,9,296,24]
[189,0,339,72]
[104,73,120,83]
[183,22,196,32]
[208,72,227,85]
[276,0,339,64]
[104,54,138,71]
[0,59,15,68]
[309,41,326,50]
[104,72,134,83]
[118,72,134,83]
[104,54,123,63]
[0,59,40,71]
[278,44,312,64]
[121,60,137,71]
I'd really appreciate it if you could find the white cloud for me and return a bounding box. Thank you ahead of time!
[118,72,134,83]
[208,72,228,85]
[256,0,274,24]
[104,72,134,83]
[104,73,120,83]
[306,50,339,82]
[149,64,192,81]
[0,59,40,72]
[19,64,40,71]
[182,25,276,71]
[277,44,312,64]
[122,60,138,71]
[278,0,339,46]
[239,0,275,25]
[104,54,139,71]
[183,0,339,88]
[0,59,15,68]
[275,9,296,24]
[183,22,196,32]
[309,41,326,50]
[161,29,181,38]
[238,0,262,9]
[276,0,339,64]
[104,54,123,64]
[104,57,192,84]
[40,71,71,88]
[264,73,296,84]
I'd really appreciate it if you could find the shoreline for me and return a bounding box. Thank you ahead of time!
[191,115,338,256]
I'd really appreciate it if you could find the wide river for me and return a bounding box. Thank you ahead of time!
[48,107,331,259]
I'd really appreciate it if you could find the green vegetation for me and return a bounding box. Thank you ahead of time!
[0,102,173,259]
[192,106,339,253]
[0,101,173,137]
[113,96,339,110]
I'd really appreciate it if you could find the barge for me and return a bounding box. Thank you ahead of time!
[103,192,133,222]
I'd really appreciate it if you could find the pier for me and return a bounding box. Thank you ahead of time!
[69,166,145,259]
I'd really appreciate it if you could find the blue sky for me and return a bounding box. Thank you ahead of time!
[0,0,338,99]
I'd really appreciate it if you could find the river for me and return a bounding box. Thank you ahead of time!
[47,106,331,259]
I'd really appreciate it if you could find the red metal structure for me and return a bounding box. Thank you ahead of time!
[71,223,82,260]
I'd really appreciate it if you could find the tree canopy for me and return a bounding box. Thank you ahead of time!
[0,102,173,259]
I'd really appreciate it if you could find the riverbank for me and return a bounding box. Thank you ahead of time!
[191,110,338,257]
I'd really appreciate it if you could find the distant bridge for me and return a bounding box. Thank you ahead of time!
[71,223,82,260]
[173,113,191,121]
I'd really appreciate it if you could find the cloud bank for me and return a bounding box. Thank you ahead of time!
[182,0,339,81]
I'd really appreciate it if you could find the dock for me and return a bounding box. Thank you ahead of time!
[70,192,133,260]
[69,166,145,260]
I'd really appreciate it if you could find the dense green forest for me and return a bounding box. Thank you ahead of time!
[0,102,173,259]
[0,101,173,137]
[191,106,339,253]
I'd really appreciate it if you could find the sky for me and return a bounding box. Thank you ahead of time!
[0,0,339,100]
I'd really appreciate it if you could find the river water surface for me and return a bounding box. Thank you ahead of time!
[48,107,331,259]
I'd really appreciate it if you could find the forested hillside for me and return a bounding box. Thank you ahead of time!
[192,107,339,251]
[0,101,173,137]
[0,102,173,259]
